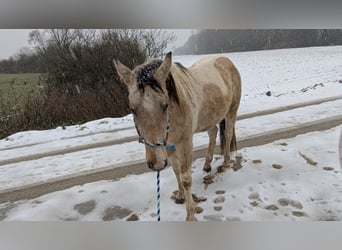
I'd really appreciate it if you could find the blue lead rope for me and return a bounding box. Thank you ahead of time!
[157,170,161,221]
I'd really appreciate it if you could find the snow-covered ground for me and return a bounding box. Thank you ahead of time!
[1,98,342,191]
[3,127,342,221]
[0,46,341,221]
[2,46,342,149]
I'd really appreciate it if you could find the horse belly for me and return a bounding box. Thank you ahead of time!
[195,84,231,132]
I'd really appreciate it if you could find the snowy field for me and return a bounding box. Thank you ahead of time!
[0,46,342,221]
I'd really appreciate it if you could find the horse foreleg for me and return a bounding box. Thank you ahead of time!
[170,157,185,204]
[203,125,218,172]
[181,142,197,221]
[181,168,197,221]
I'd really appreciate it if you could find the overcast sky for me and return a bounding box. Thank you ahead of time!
[0,29,192,60]
[0,29,33,60]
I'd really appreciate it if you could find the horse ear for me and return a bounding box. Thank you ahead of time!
[154,52,172,87]
[114,59,134,87]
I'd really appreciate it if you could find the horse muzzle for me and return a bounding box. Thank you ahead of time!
[147,159,168,171]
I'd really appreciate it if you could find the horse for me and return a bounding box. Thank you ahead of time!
[114,52,241,221]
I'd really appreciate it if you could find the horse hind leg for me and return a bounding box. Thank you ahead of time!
[203,125,218,172]
[219,112,238,171]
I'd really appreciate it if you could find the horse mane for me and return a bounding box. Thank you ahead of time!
[169,62,194,113]
[135,59,192,108]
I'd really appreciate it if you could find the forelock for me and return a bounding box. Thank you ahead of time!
[136,60,163,93]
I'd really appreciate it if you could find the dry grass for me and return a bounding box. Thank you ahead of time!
[0,80,129,139]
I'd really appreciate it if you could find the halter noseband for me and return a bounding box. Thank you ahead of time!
[133,107,176,151]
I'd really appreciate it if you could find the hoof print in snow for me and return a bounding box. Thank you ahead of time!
[233,154,243,171]
[126,214,139,221]
[248,192,260,200]
[215,190,226,195]
[278,198,291,206]
[195,206,204,214]
[102,206,132,221]
[175,198,185,204]
[272,164,283,169]
[213,196,225,204]
[250,201,259,207]
[292,211,307,217]
[203,173,215,184]
[232,162,243,171]
[265,204,279,210]
[170,192,185,204]
[74,200,96,215]
[290,200,303,209]
[323,166,334,171]
[214,206,223,211]
[203,214,224,221]
[279,142,288,146]
[265,91,272,96]
[252,159,262,164]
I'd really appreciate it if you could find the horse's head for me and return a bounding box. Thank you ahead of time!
[114,52,173,171]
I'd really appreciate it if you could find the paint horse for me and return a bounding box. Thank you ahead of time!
[114,52,241,221]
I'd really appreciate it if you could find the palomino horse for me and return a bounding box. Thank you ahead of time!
[114,52,241,221]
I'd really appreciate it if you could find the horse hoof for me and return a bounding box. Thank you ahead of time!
[175,198,185,204]
[186,215,198,221]
[217,165,229,173]
[203,166,211,173]
[232,163,243,171]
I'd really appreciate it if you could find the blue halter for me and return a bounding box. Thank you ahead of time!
[133,108,176,151]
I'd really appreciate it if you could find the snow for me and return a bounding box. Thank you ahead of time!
[3,127,342,221]
[1,98,342,190]
[0,46,342,221]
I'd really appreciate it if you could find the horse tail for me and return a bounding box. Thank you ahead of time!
[219,119,237,155]
[219,120,226,155]
[230,127,237,153]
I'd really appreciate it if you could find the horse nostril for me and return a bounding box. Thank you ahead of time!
[147,161,154,170]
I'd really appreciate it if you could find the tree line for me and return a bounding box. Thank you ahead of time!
[174,29,342,55]
[0,29,175,138]
[0,29,175,74]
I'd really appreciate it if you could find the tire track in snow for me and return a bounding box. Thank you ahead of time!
[1,94,341,167]
[0,114,341,203]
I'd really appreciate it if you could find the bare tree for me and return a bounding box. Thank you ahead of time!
[138,29,176,58]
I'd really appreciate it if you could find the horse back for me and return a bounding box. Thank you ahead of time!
[189,55,241,132]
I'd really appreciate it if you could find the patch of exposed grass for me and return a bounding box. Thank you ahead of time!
[0,73,44,106]
[0,78,129,139]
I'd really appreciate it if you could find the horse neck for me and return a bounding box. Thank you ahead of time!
[168,65,195,128]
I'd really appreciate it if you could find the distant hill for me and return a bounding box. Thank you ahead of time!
[174,29,342,55]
